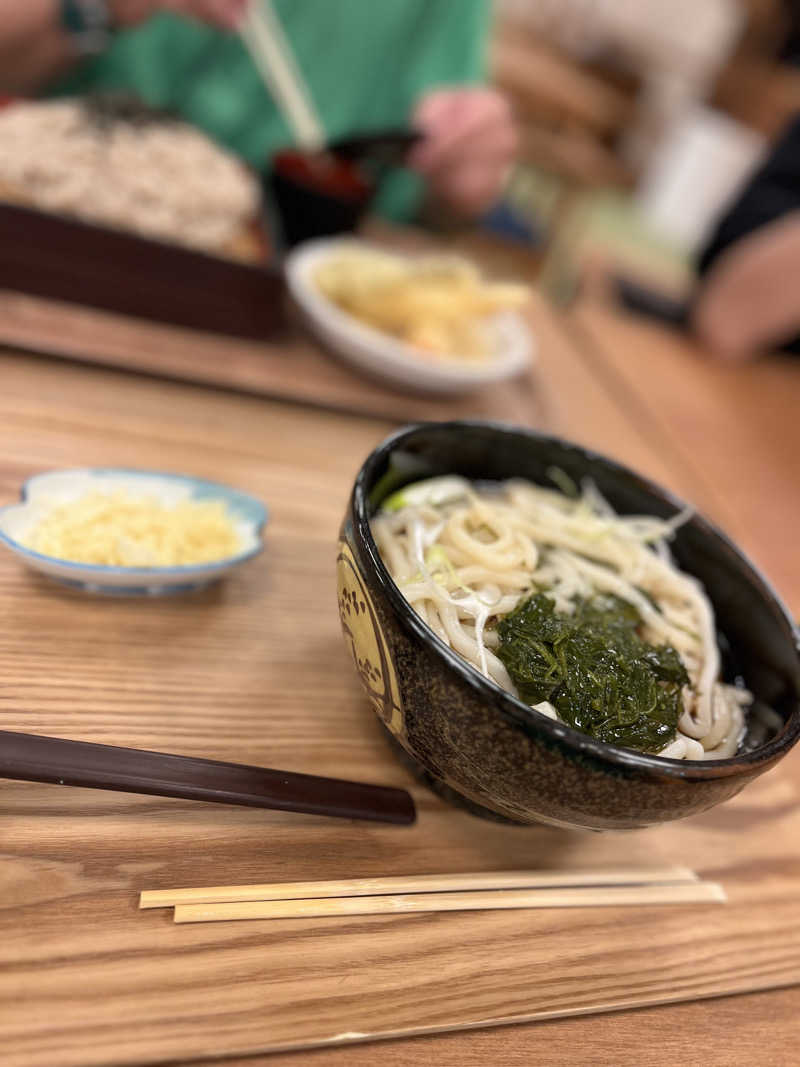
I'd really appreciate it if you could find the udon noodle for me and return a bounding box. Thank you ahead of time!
[371,476,750,760]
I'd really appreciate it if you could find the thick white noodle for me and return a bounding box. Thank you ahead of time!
[371,478,751,761]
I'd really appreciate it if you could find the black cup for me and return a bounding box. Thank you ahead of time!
[266,149,374,251]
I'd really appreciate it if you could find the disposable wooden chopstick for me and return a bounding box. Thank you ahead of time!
[173,881,726,924]
[140,866,698,910]
[240,0,325,150]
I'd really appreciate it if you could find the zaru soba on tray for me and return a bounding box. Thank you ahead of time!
[0,97,263,260]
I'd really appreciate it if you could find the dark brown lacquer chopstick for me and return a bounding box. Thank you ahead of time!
[0,730,416,825]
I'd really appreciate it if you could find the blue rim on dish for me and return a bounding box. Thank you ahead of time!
[0,468,268,581]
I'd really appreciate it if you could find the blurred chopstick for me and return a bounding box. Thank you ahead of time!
[140,865,699,910]
[240,0,325,150]
[172,881,726,924]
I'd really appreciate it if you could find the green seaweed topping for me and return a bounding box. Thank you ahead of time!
[497,593,689,753]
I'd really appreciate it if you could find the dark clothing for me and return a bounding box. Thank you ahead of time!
[779,1,800,64]
[699,114,800,275]
[697,114,800,353]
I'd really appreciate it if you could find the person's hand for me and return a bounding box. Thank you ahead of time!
[110,0,246,30]
[409,87,517,218]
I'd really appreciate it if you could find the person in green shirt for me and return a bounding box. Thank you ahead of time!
[0,0,517,222]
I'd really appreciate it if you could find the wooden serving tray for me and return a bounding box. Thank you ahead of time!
[0,214,555,426]
[0,288,547,426]
[0,202,284,339]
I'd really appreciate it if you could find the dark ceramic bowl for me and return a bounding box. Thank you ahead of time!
[266,131,419,251]
[337,421,800,830]
[266,149,374,251]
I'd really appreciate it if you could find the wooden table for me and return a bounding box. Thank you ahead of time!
[1,260,798,1067]
[568,294,800,612]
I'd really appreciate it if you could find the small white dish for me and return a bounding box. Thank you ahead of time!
[0,469,267,595]
[286,237,535,395]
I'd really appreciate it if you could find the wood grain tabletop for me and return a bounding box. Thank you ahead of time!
[0,262,798,1066]
[185,986,800,1067]
[569,295,800,612]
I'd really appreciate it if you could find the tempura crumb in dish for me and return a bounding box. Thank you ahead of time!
[0,468,267,595]
[22,490,242,567]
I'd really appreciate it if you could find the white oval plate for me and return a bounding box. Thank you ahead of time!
[0,469,267,595]
[286,237,535,395]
